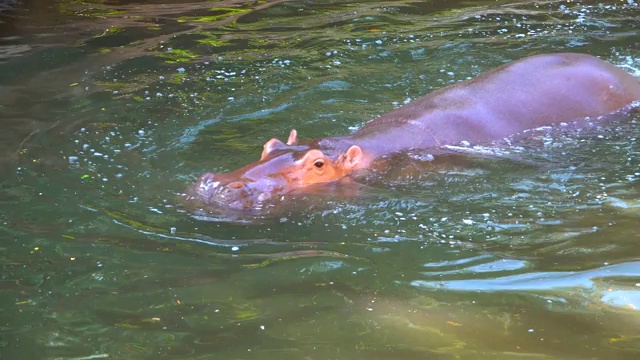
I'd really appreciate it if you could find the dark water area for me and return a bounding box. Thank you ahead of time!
[2,0,640,359]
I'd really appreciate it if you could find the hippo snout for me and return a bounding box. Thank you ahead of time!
[189,172,282,210]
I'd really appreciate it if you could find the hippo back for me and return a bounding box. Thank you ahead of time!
[355,53,640,147]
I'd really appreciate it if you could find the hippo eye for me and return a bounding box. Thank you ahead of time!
[313,160,325,169]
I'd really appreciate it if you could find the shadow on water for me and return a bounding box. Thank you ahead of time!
[2,0,640,359]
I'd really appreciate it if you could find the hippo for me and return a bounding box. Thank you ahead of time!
[187,53,640,212]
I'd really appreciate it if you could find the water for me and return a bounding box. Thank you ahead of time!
[1,0,640,358]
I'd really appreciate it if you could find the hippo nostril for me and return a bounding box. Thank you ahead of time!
[201,172,216,183]
[228,181,245,190]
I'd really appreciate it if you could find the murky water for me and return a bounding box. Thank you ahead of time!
[2,0,640,359]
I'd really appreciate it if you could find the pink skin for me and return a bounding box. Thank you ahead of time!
[187,53,640,211]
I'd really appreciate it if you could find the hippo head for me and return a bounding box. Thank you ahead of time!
[187,130,364,211]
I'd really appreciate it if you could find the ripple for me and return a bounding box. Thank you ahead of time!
[412,262,640,303]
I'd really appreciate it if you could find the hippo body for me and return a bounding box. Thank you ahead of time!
[188,53,640,211]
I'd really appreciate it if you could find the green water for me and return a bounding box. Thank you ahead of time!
[2,0,640,359]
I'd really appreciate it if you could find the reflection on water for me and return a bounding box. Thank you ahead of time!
[1,0,640,358]
[414,261,640,307]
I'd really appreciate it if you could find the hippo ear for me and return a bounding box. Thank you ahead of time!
[286,129,298,145]
[341,145,363,170]
[261,138,286,160]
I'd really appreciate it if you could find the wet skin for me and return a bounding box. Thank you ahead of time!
[187,53,640,211]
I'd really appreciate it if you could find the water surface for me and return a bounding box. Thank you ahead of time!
[2,0,640,359]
